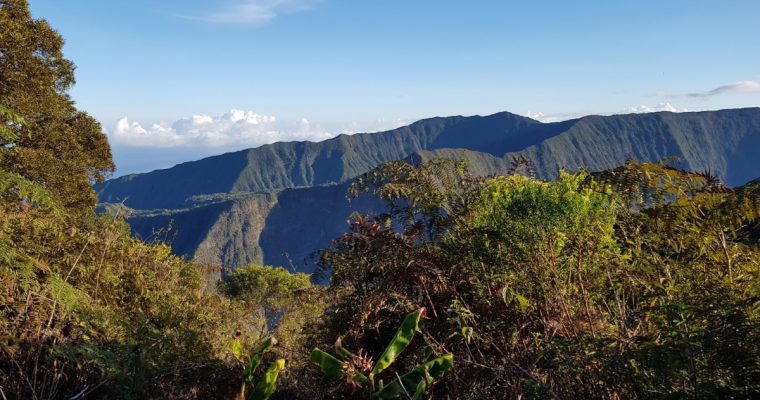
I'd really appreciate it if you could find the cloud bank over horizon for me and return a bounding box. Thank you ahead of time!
[525,103,685,123]
[111,103,699,150]
[106,109,413,175]
[109,109,336,149]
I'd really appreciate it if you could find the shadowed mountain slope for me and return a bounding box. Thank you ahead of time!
[126,183,381,272]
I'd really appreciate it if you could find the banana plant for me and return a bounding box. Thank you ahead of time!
[310,307,453,399]
[232,337,285,400]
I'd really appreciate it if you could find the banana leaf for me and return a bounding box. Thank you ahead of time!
[243,354,263,383]
[411,379,427,400]
[252,337,277,354]
[374,354,453,399]
[310,348,345,379]
[242,337,277,382]
[310,348,368,384]
[371,307,426,377]
[249,359,285,400]
[334,337,353,360]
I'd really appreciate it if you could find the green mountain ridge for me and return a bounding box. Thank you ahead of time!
[515,108,760,184]
[103,108,760,272]
[97,111,548,210]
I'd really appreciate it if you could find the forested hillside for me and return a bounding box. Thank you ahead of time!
[515,109,760,185]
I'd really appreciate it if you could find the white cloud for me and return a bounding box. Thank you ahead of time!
[108,111,413,174]
[114,118,184,147]
[660,80,760,99]
[110,109,335,148]
[525,111,583,123]
[525,103,686,123]
[192,0,321,24]
[625,102,681,113]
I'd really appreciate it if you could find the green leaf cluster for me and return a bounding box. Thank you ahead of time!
[310,308,454,399]
[232,337,285,400]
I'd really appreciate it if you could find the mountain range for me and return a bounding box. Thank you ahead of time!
[96,108,760,273]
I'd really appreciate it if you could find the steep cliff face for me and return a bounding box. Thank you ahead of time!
[513,108,760,183]
[192,192,278,267]
[258,182,384,270]
[106,108,760,273]
[127,183,382,273]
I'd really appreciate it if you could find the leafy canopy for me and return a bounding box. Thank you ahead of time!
[0,0,114,211]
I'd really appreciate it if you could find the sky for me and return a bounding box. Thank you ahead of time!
[28,0,760,176]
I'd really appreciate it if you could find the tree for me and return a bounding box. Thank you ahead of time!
[219,264,312,327]
[0,0,113,211]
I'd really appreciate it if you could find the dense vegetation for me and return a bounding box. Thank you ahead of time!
[2,1,759,399]
[311,159,760,399]
[0,2,314,398]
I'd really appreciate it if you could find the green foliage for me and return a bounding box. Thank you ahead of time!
[0,0,114,211]
[316,158,760,399]
[249,359,285,400]
[1,208,230,397]
[309,348,355,381]
[0,22,267,396]
[0,107,62,216]
[0,105,26,143]
[0,170,62,213]
[232,337,284,400]
[310,307,454,399]
[220,264,310,303]
[0,201,261,398]
[371,307,427,377]
[459,171,618,338]
[374,354,454,400]
[218,264,323,355]
[347,158,478,240]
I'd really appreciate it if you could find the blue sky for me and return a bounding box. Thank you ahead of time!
[29,0,760,175]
